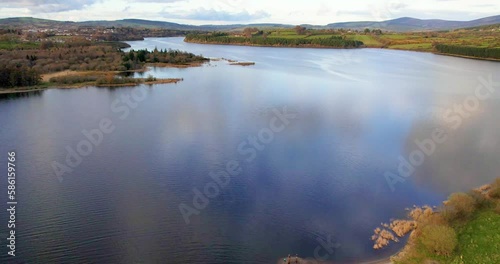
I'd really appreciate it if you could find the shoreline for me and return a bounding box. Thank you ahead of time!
[0,62,208,95]
[184,39,500,62]
[275,254,394,264]
[184,39,362,50]
[278,178,499,264]
[0,78,184,94]
[276,247,402,264]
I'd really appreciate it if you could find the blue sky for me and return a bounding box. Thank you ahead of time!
[0,0,498,25]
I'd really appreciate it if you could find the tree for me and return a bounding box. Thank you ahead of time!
[294,26,306,35]
[489,178,500,198]
[243,28,258,38]
[40,41,54,50]
[364,28,371,34]
[443,192,476,222]
[420,224,457,256]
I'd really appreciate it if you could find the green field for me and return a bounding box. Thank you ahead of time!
[456,210,500,263]
[388,43,434,50]
[0,41,39,50]
[347,35,383,47]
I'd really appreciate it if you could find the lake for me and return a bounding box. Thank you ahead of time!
[1,37,499,263]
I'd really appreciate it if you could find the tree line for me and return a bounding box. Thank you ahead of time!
[0,65,40,88]
[185,33,364,48]
[121,48,208,70]
[434,44,500,59]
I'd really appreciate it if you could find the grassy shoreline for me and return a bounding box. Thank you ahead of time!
[185,38,500,62]
[184,38,364,49]
[277,178,500,264]
[377,179,500,264]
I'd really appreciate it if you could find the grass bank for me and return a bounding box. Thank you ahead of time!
[374,178,500,264]
[277,178,500,264]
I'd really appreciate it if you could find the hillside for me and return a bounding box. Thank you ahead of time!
[1,15,499,32]
[325,15,500,31]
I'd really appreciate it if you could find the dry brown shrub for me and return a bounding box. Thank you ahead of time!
[474,184,491,194]
[372,229,398,249]
[443,193,476,222]
[489,178,500,199]
[390,220,417,237]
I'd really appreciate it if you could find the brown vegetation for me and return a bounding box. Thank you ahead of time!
[390,220,417,237]
[371,227,399,249]
[229,62,255,66]
[0,38,126,74]
[0,34,207,90]
[442,192,476,222]
[489,178,500,198]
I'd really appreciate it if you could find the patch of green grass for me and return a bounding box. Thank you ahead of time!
[272,30,297,36]
[389,43,433,51]
[348,35,383,46]
[0,41,39,50]
[394,208,500,264]
[381,34,409,40]
[456,210,500,264]
[267,34,306,39]
[305,34,340,39]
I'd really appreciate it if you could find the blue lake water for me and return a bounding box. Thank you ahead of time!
[1,37,499,263]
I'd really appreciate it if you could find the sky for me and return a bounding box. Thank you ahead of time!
[0,0,498,25]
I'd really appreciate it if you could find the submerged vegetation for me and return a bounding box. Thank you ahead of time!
[372,178,500,263]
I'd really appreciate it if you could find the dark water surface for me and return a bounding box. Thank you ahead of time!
[1,37,499,263]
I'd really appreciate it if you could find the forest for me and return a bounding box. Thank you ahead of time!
[185,32,364,48]
[434,44,500,59]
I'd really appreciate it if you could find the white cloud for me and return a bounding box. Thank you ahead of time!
[1,0,99,12]
[0,0,498,24]
[161,8,270,22]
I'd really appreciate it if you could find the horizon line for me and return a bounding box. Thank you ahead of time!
[0,14,499,27]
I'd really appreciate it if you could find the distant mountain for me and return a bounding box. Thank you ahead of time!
[0,17,76,27]
[0,17,294,31]
[1,15,499,32]
[78,19,196,30]
[325,15,500,31]
[0,17,198,30]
